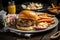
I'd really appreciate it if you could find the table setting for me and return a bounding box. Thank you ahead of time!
[0,0,60,40]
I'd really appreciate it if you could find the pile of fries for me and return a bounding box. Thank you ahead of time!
[48,3,60,13]
[36,13,55,26]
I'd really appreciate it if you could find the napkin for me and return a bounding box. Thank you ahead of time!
[0,10,6,16]
[0,10,7,30]
[0,10,7,24]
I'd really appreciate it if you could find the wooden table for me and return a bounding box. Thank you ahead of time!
[0,22,59,40]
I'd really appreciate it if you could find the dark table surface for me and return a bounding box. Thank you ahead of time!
[0,27,58,40]
[0,18,60,40]
[0,24,59,40]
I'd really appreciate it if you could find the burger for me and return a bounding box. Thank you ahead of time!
[16,10,39,31]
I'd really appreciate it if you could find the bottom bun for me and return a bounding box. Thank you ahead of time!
[16,25,34,31]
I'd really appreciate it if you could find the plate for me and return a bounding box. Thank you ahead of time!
[48,7,60,17]
[17,2,50,12]
[4,17,58,33]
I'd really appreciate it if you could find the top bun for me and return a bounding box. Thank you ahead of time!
[19,10,39,20]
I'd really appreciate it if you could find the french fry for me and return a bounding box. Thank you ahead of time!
[38,18,54,22]
[50,20,55,24]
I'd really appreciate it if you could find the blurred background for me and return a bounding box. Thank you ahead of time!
[0,0,60,13]
[1,0,59,7]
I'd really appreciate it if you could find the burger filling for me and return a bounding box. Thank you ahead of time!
[17,19,35,27]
